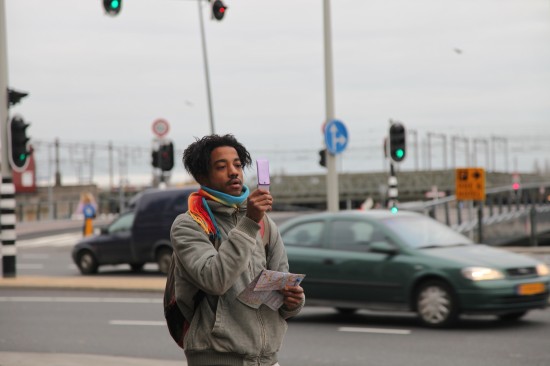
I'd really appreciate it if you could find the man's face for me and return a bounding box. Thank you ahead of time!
[201,146,244,196]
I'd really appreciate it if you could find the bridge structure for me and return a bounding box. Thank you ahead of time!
[14,169,550,247]
[267,170,548,208]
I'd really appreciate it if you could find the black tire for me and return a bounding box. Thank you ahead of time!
[77,250,99,275]
[156,248,172,274]
[336,308,358,315]
[415,280,459,328]
[499,311,528,321]
[130,263,145,272]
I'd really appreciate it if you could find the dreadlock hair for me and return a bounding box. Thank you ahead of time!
[182,134,252,182]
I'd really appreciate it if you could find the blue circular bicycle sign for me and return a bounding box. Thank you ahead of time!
[324,120,349,155]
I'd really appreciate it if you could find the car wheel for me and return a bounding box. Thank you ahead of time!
[130,263,145,272]
[77,250,99,275]
[156,248,172,274]
[499,311,528,321]
[415,280,458,328]
[336,308,357,315]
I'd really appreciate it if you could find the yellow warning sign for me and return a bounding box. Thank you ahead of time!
[455,168,485,201]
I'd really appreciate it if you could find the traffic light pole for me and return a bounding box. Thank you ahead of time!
[197,0,215,135]
[0,0,17,278]
[323,0,338,213]
[387,162,398,211]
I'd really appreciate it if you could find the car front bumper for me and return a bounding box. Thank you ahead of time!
[457,278,550,314]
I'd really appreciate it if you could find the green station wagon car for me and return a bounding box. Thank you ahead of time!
[279,210,550,327]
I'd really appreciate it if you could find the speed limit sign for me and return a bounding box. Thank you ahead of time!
[152,118,170,137]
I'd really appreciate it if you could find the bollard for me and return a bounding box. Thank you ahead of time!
[84,217,94,237]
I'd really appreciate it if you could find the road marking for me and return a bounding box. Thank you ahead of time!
[110,320,165,326]
[16,263,44,269]
[0,296,162,304]
[338,327,411,335]
[21,253,50,259]
[17,233,82,249]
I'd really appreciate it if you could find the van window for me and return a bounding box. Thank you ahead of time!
[108,212,135,233]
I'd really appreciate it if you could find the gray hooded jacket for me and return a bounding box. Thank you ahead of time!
[170,199,304,366]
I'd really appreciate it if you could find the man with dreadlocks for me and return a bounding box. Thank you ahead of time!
[171,134,304,366]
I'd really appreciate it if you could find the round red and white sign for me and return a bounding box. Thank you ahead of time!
[152,118,170,137]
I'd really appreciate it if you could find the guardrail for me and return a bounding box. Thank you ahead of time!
[404,182,550,246]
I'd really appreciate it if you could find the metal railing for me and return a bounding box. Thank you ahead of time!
[406,182,550,246]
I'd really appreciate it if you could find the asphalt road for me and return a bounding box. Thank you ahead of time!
[1,288,550,366]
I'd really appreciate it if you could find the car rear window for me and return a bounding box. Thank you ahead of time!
[381,216,473,249]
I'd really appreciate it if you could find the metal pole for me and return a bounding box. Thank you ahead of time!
[477,201,483,243]
[490,136,496,172]
[0,0,16,278]
[108,141,113,191]
[409,129,419,171]
[197,0,215,135]
[323,0,338,212]
[442,134,447,170]
[427,133,432,171]
[54,138,61,186]
[530,206,538,247]
[451,136,456,168]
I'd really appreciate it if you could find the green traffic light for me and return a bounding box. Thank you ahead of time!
[111,0,120,9]
[19,153,26,161]
[390,206,398,214]
[396,149,404,159]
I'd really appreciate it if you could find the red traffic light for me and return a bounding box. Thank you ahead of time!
[212,0,227,21]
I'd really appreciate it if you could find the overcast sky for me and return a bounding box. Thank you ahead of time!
[4,0,550,177]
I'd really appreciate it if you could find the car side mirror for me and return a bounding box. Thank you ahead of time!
[370,241,398,255]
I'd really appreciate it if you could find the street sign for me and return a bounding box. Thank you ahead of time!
[152,118,170,137]
[324,119,348,155]
[455,168,485,201]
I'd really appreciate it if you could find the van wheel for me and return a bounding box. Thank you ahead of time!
[156,248,172,274]
[77,250,99,275]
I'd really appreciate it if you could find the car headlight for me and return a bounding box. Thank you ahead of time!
[536,263,550,276]
[462,267,505,281]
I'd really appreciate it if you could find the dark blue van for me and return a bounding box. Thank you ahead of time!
[72,187,195,274]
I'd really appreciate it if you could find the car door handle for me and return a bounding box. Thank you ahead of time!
[323,258,335,265]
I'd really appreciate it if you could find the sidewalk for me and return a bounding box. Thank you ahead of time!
[0,352,185,366]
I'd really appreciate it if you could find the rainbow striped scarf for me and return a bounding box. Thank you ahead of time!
[188,185,250,240]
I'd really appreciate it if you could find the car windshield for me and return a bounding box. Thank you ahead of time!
[380,215,474,249]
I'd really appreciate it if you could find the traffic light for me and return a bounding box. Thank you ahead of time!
[9,116,31,170]
[211,0,227,21]
[151,148,160,168]
[319,149,326,167]
[103,0,122,16]
[159,142,174,171]
[389,122,406,163]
